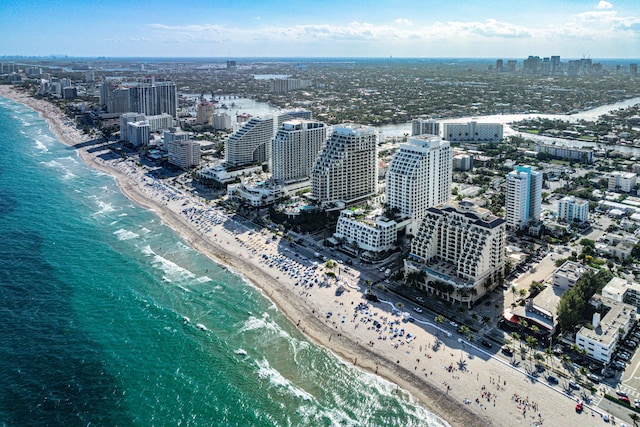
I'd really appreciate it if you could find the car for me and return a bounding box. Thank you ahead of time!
[634,399,640,408]
[481,340,493,349]
[612,361,625,370]
[587,373,602,383]
[620,396,631,404]
[547,375,559,385]
[575,401,583,412]
[416,297,425,303]
[413,307,423,313]
[449,321,458,328]
[568,381,580,390]
[501,346,514,356]
[616,390,628,398]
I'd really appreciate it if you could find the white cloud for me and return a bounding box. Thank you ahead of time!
[394,18,413,26]
[597,1,613,9]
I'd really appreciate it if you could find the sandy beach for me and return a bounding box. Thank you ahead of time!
[1,85,614,427]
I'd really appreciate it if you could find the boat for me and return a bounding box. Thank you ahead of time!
[235,349,248,356]
[196,323,208,331]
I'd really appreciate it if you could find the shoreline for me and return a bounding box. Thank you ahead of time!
[0,85,610,427]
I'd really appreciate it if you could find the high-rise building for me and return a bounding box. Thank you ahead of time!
[551,56,561,74]
[127,121,150,147]
[163,127,192,152]
[442,122,503,143]
[386,135,451,235]
[212,113,232,131]
[411,118,440,136]
[108,87,132,114]
[196,100,215,125]
[630,64,638,77]
[225,116,275,167]
[505,165,542,230]
[119,112,145,142]
[496,59,504,72]
[311,124,378,205]
[406,200,506,306]
[557,196,589,223]
[168,139,201,169]
[523,56,541,74]
[129,80,177,118]
[272,120,327,183]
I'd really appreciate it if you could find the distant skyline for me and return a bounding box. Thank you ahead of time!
[1,0,639,59]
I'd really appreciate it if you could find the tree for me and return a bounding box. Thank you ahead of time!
[435,315,445,336]
[460,325,470,339]
[629,412,640,427]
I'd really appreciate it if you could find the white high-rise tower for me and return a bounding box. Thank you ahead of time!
[311,124,378,205]
[272,120,327,183]
[505,165,542,230]
[386,135,452,235]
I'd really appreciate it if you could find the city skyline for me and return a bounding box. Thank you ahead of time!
[1,0,639,59]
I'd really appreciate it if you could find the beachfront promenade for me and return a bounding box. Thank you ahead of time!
[0,85,620,427]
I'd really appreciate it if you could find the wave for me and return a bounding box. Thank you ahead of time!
[239,313,290,339]
[113,228,139,241]
[141,245,197,285]
[256,358,313,401]
[34,139,48,152]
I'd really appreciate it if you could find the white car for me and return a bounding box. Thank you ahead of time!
[450,321,458,327]
[413,307,423,313]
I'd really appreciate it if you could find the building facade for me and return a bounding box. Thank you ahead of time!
[442,122,503,143]
[608,171,637,193]
[168,139,201,169]
[405,201,506,306]
[196,100,215,125]
[505,165,542,230]
[557,195,589,223]
[334,210,398,256]
[411,118,440,136]
[311,124,378,205]
[386,135,452,235]
[552,261,585,289]
[272,120,327,183]
[128,121,150,147]
[225,117,275,167]
[119,112,145,142]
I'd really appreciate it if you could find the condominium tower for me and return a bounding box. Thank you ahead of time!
[272,120,327,183]
[505,165,542,230]
[386,135,452,234]
[411,118,440,137]
[225,116,275,167]
[311,124,378,205]
[406,200,506,306]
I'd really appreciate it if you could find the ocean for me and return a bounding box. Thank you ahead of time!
[0,96,446,426]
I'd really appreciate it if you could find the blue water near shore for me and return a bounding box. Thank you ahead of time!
[0,96,446,426]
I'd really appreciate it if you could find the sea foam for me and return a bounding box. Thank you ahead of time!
[256,359,313,401]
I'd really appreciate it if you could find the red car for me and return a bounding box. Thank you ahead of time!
[620,396,631,404]
[575,401,583,412]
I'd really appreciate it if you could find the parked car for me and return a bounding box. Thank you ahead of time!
[620,396,631,404]
[568,381,580,390]
[501,346,514,357]
[616,390,628,397]
[587,373,602,383]
[547,375,559,385]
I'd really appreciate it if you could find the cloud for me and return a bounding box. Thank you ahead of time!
[597,0,613,9]
[394,18,413,26]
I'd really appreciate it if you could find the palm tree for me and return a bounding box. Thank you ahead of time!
[511,332,521,347]
[511,285,517,302]
[435,315,444,336]
[460,325,470,339]
[544,347,553,367]
[526,335,538,354]
[530,325,540,336]
[561,354,571,368]
[629,412,640,427]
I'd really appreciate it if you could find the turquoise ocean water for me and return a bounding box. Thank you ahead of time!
[0,96,447,427]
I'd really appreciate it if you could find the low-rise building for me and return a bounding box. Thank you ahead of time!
[534,144,593,164]
[602,277,640,307]
[552,261,585,290]
[442,121,503,143]
[575,296,636,363]
[333,209,399,258]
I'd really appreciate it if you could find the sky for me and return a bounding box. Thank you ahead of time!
[0,0,639,59]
